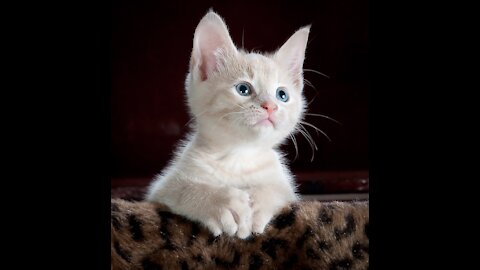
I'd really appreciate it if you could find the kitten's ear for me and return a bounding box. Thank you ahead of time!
[274,26,311,88]
[191,11,237,81]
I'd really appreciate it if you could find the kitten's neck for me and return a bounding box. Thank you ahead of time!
[192,132,274,157]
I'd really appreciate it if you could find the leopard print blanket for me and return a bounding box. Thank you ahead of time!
[111,199,369,269]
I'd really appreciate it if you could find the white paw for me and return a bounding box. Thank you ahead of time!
[204,188,253,239]
[252,209,274,234]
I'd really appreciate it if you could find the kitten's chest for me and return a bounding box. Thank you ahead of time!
[197,149,284,186]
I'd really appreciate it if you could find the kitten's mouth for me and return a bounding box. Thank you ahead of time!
[255,117,275,128]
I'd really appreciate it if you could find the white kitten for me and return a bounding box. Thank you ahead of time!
[146,11,310,239]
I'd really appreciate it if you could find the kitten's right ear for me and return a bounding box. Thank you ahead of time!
[191,11,237,81]
[274,26,311,88]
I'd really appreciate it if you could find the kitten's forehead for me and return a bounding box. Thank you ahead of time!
[241,52,279,87]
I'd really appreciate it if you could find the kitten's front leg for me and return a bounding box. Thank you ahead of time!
[148,179,253,238]
[248,185,297,234]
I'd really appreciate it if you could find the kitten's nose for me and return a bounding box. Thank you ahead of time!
[261,101,278,114]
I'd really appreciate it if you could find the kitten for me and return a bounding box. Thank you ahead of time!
[146,11,310,239]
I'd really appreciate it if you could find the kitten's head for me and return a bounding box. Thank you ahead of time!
[186,11,309,148]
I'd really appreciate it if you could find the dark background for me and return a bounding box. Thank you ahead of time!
[111,0,368,180]
[8,1,468,268]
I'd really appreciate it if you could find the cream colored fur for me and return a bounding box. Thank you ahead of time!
[146,11,310,239]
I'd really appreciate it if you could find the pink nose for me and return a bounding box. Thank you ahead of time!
[261,101,278,114]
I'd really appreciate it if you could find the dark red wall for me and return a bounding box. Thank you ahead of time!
[111,0,369,178]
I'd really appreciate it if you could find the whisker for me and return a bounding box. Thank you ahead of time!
[307,93,319,106]
[295,127,315,161]
[303,68,330,79]
[184,109,209,127]
[297,123,320,162]
[298,124,318,151]
[289,133,299,161]
[300,120,332,142]
[304,113,342,125]
[304,78,316,90]
[301,121,319,136]
[219,111,245,120]
[295,128,315,151]
[233,103,248,110]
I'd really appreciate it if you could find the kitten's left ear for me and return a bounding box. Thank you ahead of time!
[274,26,311,88]
[191,11,237,81]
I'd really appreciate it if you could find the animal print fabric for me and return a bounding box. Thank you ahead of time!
[111,199,368,270]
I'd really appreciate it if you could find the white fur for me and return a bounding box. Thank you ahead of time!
[146,11,310,238]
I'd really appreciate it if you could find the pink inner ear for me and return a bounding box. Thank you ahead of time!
[195,23,232,81]
[198,56,209,81]
[198,49,218,81]
[288,58,303,87]
[275,27,309,88]
[191,12,238,82]
[286,55,303,86]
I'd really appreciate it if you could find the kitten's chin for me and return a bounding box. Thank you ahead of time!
[251,115,277,129]
[248,119,278,138]
[255,119,275,128]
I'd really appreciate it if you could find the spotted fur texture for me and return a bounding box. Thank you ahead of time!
[111,199,369,270]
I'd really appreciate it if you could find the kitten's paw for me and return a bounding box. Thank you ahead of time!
[252,209,274,234]
[227,188,253,238]
[206,188,253,238]
[205,208,238,237]
[236,211,253,239]
[205,219,223,237]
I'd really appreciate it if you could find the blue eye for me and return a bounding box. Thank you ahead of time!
[235,83,251,96]
[276,88,289,102]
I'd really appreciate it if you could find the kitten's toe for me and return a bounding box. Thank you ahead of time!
[236,206,253,238]
[220,209,238,236]
[219,188,254,238]
[228,190,253,238]
[236,222,251,239]
[205,218,222,237]
[252,211,273,234]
